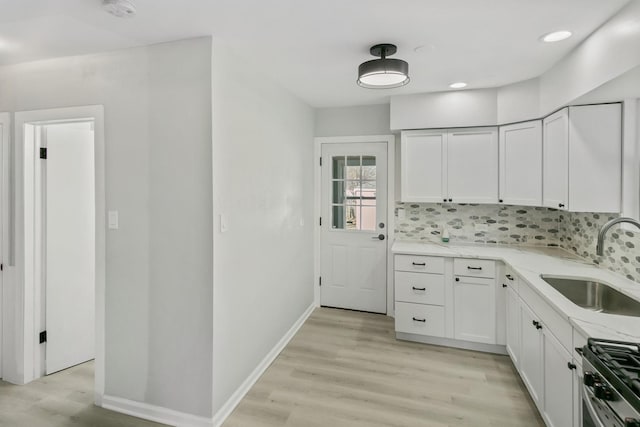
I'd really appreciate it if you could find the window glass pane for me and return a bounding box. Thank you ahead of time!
[346,180,361,200]
[360,207,377,231]
[346,205,358,230]
[332,205,344,229]
[332,157,345,179]
[346,156,361,180]
[362,156,376,180]
[332,181,345,204]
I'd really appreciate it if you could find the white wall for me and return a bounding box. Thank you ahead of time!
[211,39,315,414]
[496,78,540,124]
[315,104,390,136]
[0,38,213,417]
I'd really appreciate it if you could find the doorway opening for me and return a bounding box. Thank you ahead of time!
[2,106,105,404]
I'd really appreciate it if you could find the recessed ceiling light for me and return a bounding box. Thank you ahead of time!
[449,82,467,89]
[541,30,572,43]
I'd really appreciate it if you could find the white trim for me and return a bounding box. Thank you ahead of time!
[211,303,315,427]
[7,106,105,403]
[622,99,639,225]
[0,112,9,380]
[102,395,213,427]
[313,135,396,316]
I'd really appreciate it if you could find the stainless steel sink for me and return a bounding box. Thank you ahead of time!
[540,275,640,317]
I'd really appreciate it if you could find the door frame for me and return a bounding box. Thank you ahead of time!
[313,135,396,316]
[4,106,105,404]
[0,112,9,379]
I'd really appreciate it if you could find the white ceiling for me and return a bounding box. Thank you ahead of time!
[0,0,631,108]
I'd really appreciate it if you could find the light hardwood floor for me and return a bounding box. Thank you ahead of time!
[0,361,166,427]
[223,307,545,427]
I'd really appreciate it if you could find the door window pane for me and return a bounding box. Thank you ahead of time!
[330,155,377,231]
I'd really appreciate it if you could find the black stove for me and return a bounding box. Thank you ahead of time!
[583,338,640,426]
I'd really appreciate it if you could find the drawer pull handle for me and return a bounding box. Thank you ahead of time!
[412,317,426,323]
[506,274,514,280]
[412,286,426,291]
[567,362,577,370]
[502,284,507,288]
[532,320,543,330]
[467,266,482,270]
[412,262,426,266]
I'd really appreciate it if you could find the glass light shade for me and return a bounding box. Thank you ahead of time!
[357,58,409,89]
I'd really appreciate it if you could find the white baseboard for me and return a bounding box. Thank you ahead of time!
[211,303,316,427]
[102,395,213,427]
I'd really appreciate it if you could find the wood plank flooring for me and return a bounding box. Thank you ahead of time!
[0,361,165,427]
[223,307,545,427]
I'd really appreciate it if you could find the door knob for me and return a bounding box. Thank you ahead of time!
[372,234,385,240]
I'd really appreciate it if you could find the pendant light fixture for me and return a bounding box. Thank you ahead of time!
[357,44,410,89]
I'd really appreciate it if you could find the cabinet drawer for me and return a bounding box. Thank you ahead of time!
[453,258,496,278]
[395,272,445,305]
[395,255,445,274]
[395,302,445,337]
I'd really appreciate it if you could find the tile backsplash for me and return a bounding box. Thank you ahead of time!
[395,203,561,246]
[395,203,640,283]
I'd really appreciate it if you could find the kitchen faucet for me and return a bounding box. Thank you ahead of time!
[596,217,640,256]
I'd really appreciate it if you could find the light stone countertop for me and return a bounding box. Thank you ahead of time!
[391,241,640,342]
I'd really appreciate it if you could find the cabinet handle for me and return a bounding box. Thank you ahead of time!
[412,286,426,291]
[506,274,514,281]
[558,203,565,208]
[502,284,507,288]
[536,322,543,330]
[448,198,452,202]
[499,199,503,203]
[412,262,426,266]
[443,199,447,202]
[455,277,460,282]
[412,317,426,323]
[532,320,540,328]
[567,362,577,370]
[467,266,482,270]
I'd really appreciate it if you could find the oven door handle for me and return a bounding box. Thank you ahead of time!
[582,385,607,427]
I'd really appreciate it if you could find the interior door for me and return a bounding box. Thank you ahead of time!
[44,123,95,375]
[320,143,387,314]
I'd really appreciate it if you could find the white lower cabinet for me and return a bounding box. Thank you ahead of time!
[505,284,521,367]
[542,329,574,427]
[453,275,496,344]
[519,302,544,408]
[395,302,445,337]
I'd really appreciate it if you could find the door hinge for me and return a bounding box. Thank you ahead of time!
[319,276,322,287]
[0,263,3,271]
[319,157,322,166]
[40,147,47,159]
[319,217,322,226]
[39,330,47,344]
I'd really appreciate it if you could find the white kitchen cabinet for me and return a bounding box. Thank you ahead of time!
[400,128,498,203]
[568,104,621,213]
[519,302,543,409]
[499,120,542,206]
[400,130,446,202]
[543,104,622,212]
[447,128,498,203]
[505,281,521,367]
[542,109,569,210]
[542,328,575,427]
[453,275,496,344]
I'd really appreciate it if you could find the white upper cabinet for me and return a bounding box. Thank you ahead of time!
[400,130,446,203]
[447,128,499,203]
[543,104,622,212]
[542,109,569,210]
[400,128,498,203]
[499,120,542,206]
[568,104,621,213]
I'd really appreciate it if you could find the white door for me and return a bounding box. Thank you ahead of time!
[505,284,521,367]
[520,302,543,409]
[320,143,387,314]
[446,128,498,203]
[44,123,95,375]
[499,120,543,206]
[542,109,569,210]
[453,275,496,344]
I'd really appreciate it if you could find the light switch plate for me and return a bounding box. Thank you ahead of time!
[108,211,119,229]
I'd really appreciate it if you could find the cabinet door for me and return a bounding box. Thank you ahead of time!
[447,128,498,203]
[400,130,446,202]
[499,121,542,206]
[542,109,569,210]
[519,302,543,409]
[568,104,621,213]
[542,329,574,427]
[505,284,521,368]
[453,275,496,344]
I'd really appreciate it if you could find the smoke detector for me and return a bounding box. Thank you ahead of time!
[102,0,136,17]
